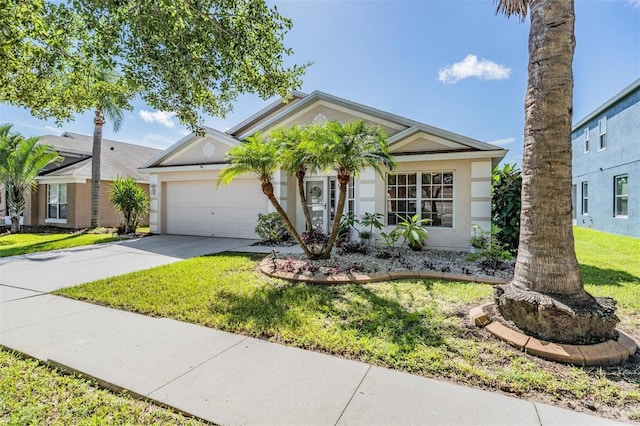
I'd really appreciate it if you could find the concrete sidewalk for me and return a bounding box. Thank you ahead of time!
[0,236,627,425]
[0,294,624,425]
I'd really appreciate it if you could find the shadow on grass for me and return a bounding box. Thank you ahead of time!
[208,278,445,354]
[580,264,640,287]
[0,233,117,258]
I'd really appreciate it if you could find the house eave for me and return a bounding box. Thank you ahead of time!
[141,163,229,173]
[393,149,507,163]
[573,77,640,130]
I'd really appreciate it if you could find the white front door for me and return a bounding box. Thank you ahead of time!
[305,179,327,231]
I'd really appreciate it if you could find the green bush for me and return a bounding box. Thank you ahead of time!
[468,225,513,272]
[109,176,148,234]
[255,212,291,244]
[492,163,521,252]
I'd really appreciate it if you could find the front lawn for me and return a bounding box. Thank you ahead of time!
[56,229,640,423]
[0,232,120,257]
[0,350,205,425]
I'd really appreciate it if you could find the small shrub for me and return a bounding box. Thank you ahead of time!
[340,240,369,254]
[301,227,328,245]
[278,257,298,273]
[468,225,513,272]
[492,163,521,252]
[109,176,149,234]
[255,212,291,244]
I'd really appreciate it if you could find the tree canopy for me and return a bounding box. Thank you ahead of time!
[1,0,307,129]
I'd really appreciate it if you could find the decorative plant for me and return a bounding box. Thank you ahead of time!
[255,212,291,244]
[359,212,384,236]
[301,227,329,254]
[467,224,513,272]
[492,163,521,252]
[109,175,149,234]
[394,214,430,251]
[336,213,356,246]
[376,230,402,258]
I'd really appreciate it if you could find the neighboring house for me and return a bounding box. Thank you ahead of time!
[1,132,162,229]
[141,91,507,249]
[572,78,639,237]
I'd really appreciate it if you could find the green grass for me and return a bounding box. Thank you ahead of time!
[0,350,206,425]
[57,229,640,422]
[575,227,640,333]
[0,232,120,257]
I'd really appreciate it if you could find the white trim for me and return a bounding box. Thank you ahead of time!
[37,176,86,184]
[393,150,506,163]
[142,164,228,173]
[45,218,67,224]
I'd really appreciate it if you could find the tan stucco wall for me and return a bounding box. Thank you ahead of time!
[160,136,231,167]
[24,180,150,229]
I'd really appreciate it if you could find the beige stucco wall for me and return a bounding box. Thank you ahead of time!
[160,136,231,167]
[265,103,406,138]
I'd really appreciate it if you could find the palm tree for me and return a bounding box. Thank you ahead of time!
[0,125,61,233]
[271,125,324,231]
[91,98,124,228]
[312,120,395,258]
[494,0,618,344]
[217,134,314,259]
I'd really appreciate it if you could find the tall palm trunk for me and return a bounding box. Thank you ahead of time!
[321,169,349,259]
[495,0,618,344]
[296,167,313,231]
[8,186,23,233]
[91,108,105,228]
[261,180,314,259]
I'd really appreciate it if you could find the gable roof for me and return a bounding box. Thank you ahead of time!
[142,90,507,170]
[234,90,419,139]
[139,126,240,169]
[573,77,640,129]
[38,132,162,182]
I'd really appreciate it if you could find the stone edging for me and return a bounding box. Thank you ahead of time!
[469,303,638,366]
[259,257,508,285]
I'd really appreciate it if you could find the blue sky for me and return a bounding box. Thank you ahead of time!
[1,0,638,166]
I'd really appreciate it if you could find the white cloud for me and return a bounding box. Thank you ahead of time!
[489,137,516,146]
[439,54,511,84]
[628,0,640,7]
[138,110,176,128]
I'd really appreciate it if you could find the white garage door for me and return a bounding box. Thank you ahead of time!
[165,179,268,238]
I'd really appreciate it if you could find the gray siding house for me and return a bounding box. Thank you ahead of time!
[572,78,640,237]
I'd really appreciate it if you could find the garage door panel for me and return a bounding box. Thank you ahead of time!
[165,179,267,238]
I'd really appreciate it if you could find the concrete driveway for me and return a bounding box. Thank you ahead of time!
[0,235,257,299]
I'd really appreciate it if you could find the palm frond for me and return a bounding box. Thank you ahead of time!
[495,0,529,20]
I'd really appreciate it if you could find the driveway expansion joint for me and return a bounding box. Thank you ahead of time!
[334,364,372,426]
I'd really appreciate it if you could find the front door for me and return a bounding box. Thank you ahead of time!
[306,179,327,231]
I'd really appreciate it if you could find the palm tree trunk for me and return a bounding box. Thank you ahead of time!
[495,0,618,344]
[261,180,315,259]
[321,170,349,259]
[296,168,313,231]
[8,186,22,233]
[91,109,105,228]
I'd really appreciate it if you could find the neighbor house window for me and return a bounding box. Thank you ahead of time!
[47,184,67,220]
[387,171,453,227]
[581,182,588,215]
[614,175,628,217]
[598,118,607,151]
[583,128,589,153]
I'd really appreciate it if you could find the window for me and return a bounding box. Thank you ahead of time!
[614,175,628,217]
[329,178,355,224]
[387,171,453,227]
[598,118,607,151]
[47,184,67,220]
[583,128,589,153]
[581,182,588,215]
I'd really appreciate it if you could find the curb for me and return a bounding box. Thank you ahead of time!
[259,257,508,285]
[469,303,638,366]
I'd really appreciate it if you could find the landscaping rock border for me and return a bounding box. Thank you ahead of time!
[469,303,638,366]
[259,257,508,285]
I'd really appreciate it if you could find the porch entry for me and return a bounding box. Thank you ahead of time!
[305,177,355,232]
